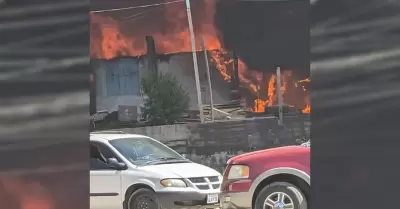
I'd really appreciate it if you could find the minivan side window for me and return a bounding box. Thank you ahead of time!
[90,142,120,170]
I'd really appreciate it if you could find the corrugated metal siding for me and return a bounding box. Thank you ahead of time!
[97,58,140,96]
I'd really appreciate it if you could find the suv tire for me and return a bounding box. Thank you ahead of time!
[127,188,161,209]
[254,182,307,209]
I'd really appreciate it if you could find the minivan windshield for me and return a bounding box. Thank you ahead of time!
[109,137,187,166]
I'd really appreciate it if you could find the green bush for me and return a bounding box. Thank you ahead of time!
[140,71,190,126]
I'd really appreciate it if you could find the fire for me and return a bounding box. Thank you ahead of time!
[90,0,310,113]
[209,50,232,81]
[90,0,220,59]
[254,99,267,112]
[252,71,306,113]
[302,104,310,114]
[267,75,277,106]
[298,78,311,83]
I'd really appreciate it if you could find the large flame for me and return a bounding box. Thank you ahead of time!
[90,0,310,113]
[90,0,220,58]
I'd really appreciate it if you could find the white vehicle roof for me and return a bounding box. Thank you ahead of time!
[90,131,150,141]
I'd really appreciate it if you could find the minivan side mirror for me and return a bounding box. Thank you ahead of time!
[107,158,127,170]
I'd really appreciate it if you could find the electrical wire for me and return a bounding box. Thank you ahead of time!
[121,6,165,22]
[90,0,184,14]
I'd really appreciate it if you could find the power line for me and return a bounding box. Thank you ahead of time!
[121,6,165,22]
[90,0,184,14]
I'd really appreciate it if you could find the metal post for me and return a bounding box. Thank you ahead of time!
[201,37,214,122]
[145,36,157,73]
[230,52,240,101]
[185,0,204,123]
[276,67,283,125]
[233,52,239,89]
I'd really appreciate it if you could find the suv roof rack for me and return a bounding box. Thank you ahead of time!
[90,131,127,134]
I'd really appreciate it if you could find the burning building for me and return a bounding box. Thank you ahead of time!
[90,0,310,117]
[91,52,232,119]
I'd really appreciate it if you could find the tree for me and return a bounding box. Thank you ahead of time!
[140,71,190,126]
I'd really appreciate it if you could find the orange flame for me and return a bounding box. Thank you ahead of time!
[90,0,310,113]
[302,104,310,114]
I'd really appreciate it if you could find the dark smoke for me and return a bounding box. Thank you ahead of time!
[214,0,309,76]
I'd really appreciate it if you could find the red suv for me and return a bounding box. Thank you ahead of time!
[220,146,310,209]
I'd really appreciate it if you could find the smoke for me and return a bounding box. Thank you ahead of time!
[214,0,309,76]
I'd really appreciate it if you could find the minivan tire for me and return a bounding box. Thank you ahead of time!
[254,182,307,209]
[127,188,161,209]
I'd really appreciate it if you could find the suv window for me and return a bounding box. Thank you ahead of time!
[90,142,120,170]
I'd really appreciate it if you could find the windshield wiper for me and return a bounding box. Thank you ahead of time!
[155,157,181,161]
[145,157,188,165]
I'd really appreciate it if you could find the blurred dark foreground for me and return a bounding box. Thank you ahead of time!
[0,0,89,208]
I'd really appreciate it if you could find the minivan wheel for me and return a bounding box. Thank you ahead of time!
[128,188,161,209]
[254,182,307,209]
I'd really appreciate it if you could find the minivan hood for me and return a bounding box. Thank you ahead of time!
[140,162,221,178]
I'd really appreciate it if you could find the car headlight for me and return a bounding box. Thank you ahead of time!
[160,179,187,188]
[227,165,250,180]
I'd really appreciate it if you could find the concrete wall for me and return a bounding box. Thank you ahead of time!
[119,115,310,173]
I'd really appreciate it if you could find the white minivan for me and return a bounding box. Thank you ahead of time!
[90,131,222,209]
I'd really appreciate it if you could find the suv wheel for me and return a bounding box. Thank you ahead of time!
[254,182,307,209]
[127,188,161,209]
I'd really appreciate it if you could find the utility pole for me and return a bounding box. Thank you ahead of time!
[185,0,204,123]
[201,37,214,122]
[232,52,240,100]
[276,67,283,125]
